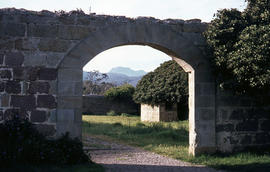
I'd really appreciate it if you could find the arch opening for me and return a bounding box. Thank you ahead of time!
[57,24,216,156]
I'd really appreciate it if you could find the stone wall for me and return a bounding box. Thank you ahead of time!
[216,88,270,152]
[141,104,178,122]
[83,95,139,115]
[0,8,269,155]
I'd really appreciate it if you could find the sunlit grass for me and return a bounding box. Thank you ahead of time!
[83,115,270,172]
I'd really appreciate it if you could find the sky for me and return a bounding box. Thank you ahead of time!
[1,0,247,72]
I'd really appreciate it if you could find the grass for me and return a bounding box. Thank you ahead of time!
[83,115,270,172]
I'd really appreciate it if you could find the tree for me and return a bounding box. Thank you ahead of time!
[83,70,115,95]
[204,0,270,93]
[133,60,188,106]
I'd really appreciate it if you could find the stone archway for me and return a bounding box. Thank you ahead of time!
[57,23,216,156]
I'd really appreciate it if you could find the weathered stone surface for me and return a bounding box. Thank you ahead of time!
[240,135,252,145]
[28,81,50,94]
[13,67,39,81]
[216,124,234,132]
[0,82,5,92]
[255,133,270,144]
[6,81,21,94]
[5,52,24,66]
[35,124,56,136]
[10,95,36,110]
[38,39,70,52]
[0,93,10,107]
[37,95,56,108]
[0,69,12,79]
[0,111,3,121]
[235,120,258,132]
[260,120,270,131]
[15,38,39,51]
[4,108,28,120]
[0,53,4,64]
[0,23,25,37]
[58,25,92,40]
[39,68,57,80]
[28,24,58,38]
[31,110,47,123]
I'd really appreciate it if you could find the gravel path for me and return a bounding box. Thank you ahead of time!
[84,136,225,172]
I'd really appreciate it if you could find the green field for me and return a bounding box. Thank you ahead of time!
[83,115,270,172]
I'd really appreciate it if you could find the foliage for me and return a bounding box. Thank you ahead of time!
[133,60,188,105]
[104,84,135,102]
[0,116,90,166]
[83,70,116,95]
[204,0,270,93]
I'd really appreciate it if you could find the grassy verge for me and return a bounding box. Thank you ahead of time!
[83,115,270,172]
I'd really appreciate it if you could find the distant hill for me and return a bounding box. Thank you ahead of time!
[109,67,147,77]
[83,67,147,86]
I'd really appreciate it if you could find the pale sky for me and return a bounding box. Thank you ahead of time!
[1,0,247,72]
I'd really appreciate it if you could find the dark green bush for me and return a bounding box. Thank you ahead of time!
[204,0,270,93]
[0,116,90,166]
[104,84,135,102]
[133,60,188,108]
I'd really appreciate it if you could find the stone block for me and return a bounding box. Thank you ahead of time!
[0,93,10,107]
[58,96,82,108]
[39,68,57,80]
[255,132,270,144]
[236,120,258,132]
[216,124,234,132]
[38,38,70,52]
[56,122,81,138]
[37,95,56,108]
[22,51,47,66]
[0,23,25,37]
[0,82,5,92]
[31,110,47,123]
[48,109,57,123]
[10,95,36,110]
[13,67,39,81]
[28,24,58,38]
[58,25,91,40]
[196,95,215,107]
[240,135,252,145]
[28,81,50,94]
[0,111,3,121]
[58,81,82,96]
[0,69,12,80]
[5,52,24,66]
[0,53,3,64]
[4,108,28,120]
[57,109,75,122]
[58,69,82,82]
[6,81,21,94]
[260,120,270,131]
[15,38,39,51]
[198,108,215,121]
[35,124,56,136]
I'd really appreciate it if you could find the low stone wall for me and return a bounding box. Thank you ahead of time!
[216,88,270,152]
[82,95,139,115]
[141,104,178,122]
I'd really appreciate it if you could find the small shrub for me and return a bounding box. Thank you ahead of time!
[113,122,123,127]
[106,110,118,116]
[104,84,135,102]
[0,116,90,166]
[135,122,146,128]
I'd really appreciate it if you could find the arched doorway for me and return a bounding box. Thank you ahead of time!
[56,23,216,155]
